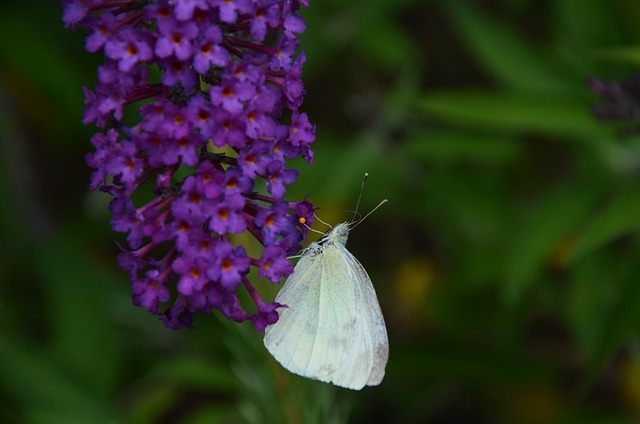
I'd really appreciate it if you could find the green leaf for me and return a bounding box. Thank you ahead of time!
[125,383,179,424]
[182,406,235,424]
[36,233,123,396]
[0,7,89,141]
[414,91,608,138]
[153,356,238,391]
[391,341,558,384]
[0,336,117,424]
[565,252,623,363]
[591,46,640,66]
[568,187,640,263]
[291,134,399,204]
[401,130,523,164]
[593,264,640,365]
[354,19,420,72]
[503,183,602,305]
[555,0,629,50]
[575,263,640,396]
[446,2,571,92]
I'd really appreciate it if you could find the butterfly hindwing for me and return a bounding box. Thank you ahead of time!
[340,243,388,386]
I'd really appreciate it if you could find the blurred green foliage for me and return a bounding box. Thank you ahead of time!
[1,0,640,423]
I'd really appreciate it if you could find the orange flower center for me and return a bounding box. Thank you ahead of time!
[222,259,232,271]
[265,216,275,227]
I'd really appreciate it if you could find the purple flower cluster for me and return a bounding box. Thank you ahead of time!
[589,75,640,137]
[62,0,316,331]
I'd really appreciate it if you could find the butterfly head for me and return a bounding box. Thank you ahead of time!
[320,222,350,247]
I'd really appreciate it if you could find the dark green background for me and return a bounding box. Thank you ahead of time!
[2,1,640,423]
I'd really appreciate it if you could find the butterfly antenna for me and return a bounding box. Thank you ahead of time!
[299,216,326,236]
[352,172,369,223]
[313,211,332,230]
[351,198,388,230]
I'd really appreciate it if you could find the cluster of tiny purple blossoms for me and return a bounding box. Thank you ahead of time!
[589,75,640,137]
[62,0,316,331]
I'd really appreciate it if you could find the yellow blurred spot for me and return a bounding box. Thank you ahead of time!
[503,387,565,424]
[619,354,640,418]
[392,257,434,318]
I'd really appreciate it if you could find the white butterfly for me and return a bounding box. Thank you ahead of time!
[263,216,389,390]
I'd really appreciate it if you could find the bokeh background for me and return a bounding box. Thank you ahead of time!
[2,0,640,423]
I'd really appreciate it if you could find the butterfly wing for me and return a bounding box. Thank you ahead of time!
[263,249,339,381]
[336,243,389,387]
[263,243,388,390]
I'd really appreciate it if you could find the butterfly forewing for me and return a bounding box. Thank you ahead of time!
[263,251,323,375]
[304,245,358,385]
